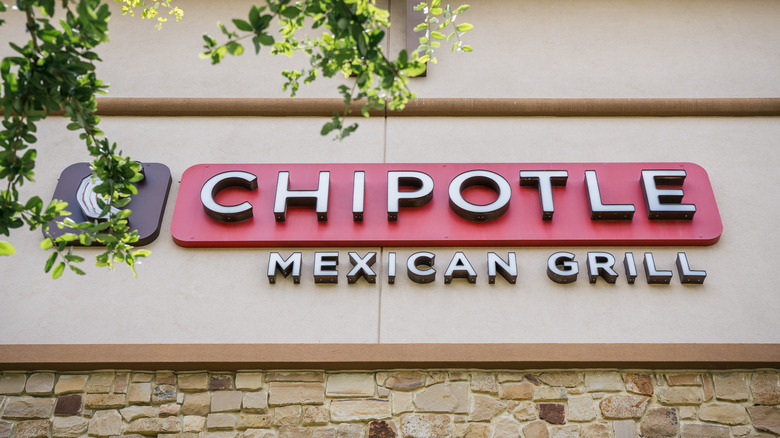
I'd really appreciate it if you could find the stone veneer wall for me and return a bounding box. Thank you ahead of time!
[1,370,779,438]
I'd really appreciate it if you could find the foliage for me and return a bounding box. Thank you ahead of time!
[202,0,472,140]
[0,0,161,277]
[115,0,183,29]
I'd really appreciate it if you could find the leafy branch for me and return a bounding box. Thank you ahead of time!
[0,0,158,277]
[201,0,472,140]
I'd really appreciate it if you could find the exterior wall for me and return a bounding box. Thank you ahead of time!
[1,369,780,438]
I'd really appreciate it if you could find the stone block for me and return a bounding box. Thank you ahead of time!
[624,373,653,396]
[470,373,498,394]
[269,382,325,406]
[747,406,780,434]
[550,424,579,438]
[752,372,780,405]
[612,420,637,438]
[0,374,26,395]
[182,392,211,416]
[584,372,624,392]
[127,382,152,404]
[539,403,565,424]
[501,382,533,400]
[206,432,238,438]
[273,405,302,426]
[655,387,704,405]
[639,407,678,437]
[678,406,696,420]
[52,416,89,438]
[413,383,458,412]
[451,382,469,414]
[126,417,182,434]
[160,402,181,416]
[84,393,126,409]
[210,375,234,391]
[2,396,56,419]
[539,372,581,388]
[238,414,271,429]
[0,420,11,438]
[15,420,50,438]
[86,373,115,394]
[327,374,375,397]
[400,414,452,438]
[207,413,237,430]
[513,401,536,421]
[244,391,269,413]
[311,428,335,438]
[568,395,597,422]
[702,374,714,401]
[212,390,243,412]
[183,415,206,433]
[331,399,391,421]
[391,391,414,415]
[368,420,397,438]
[468,394,506,421]
[131,373,153,383]
[581,423,610,438]
[456,423,488,438]
[427,372,447,386]
[236,373,264,391]
[278,427,312,438]
[113,373,129,394]
[54,375,87,395]
[153,384,177,404]
[679,423,729,438]
[301,405,329,425]
[156,372,176,385]
[120,405,156,421]
[713,373,750,401]
[179,373,209,391]
[383,373,425,390]
[599,395,648,419]
[55,394,82,415]
[666,374,701,386]
[495,372,522,383]
[88,410,123,437]
[534,386,568,401]
[522,420,549,438]
[266,372,323,383]
[699,403,748,424]
[25,373,55,395]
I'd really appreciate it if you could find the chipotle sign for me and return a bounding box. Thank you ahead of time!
[170,162,722,248]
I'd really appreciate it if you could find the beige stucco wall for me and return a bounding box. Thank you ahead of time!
[0,0,779,345]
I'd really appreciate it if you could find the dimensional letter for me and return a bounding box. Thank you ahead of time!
[586,251,619,284]
[643,252,673,284]
[547,252,579,284]
[200,171,258,222]
[267,252,302,284]
[676,252,706,284]
[519,170,568,220]
[353,171,365,221]
[448,170,512,221]
[623,252,638,284]
[407,251,436,284]
[641,170,696,220]
[274,171,330,222]
[347,251,377,284]
[585,170,635,220]
[487,252,517,284]
[387,171,434,221]
[314,251,339,283]
[388,252,397,284]
[444,251,478,284]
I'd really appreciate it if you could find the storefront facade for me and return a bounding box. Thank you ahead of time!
[1,0,780,436]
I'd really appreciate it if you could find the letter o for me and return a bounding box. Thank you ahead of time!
[448,170,511,221]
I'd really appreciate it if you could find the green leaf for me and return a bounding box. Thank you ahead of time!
[460,45,473,52]
[280,6,301,19]
[455,4,470,14]
[0,241,15,256]
[258,33,274,46]
[40,238,53,250]
[232,19,252,31]
[51,262,65,279]
[431,31,445,40]
[413,23,428,32]
[44,252,57,273]
[455,23,474,32]
[69,265,86,275]
[226,42,244,56]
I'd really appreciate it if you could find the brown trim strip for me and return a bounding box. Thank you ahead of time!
[93,97,780,117]
[2,344,778,371]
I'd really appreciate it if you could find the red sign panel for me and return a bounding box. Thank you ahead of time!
[171,163,722,247]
